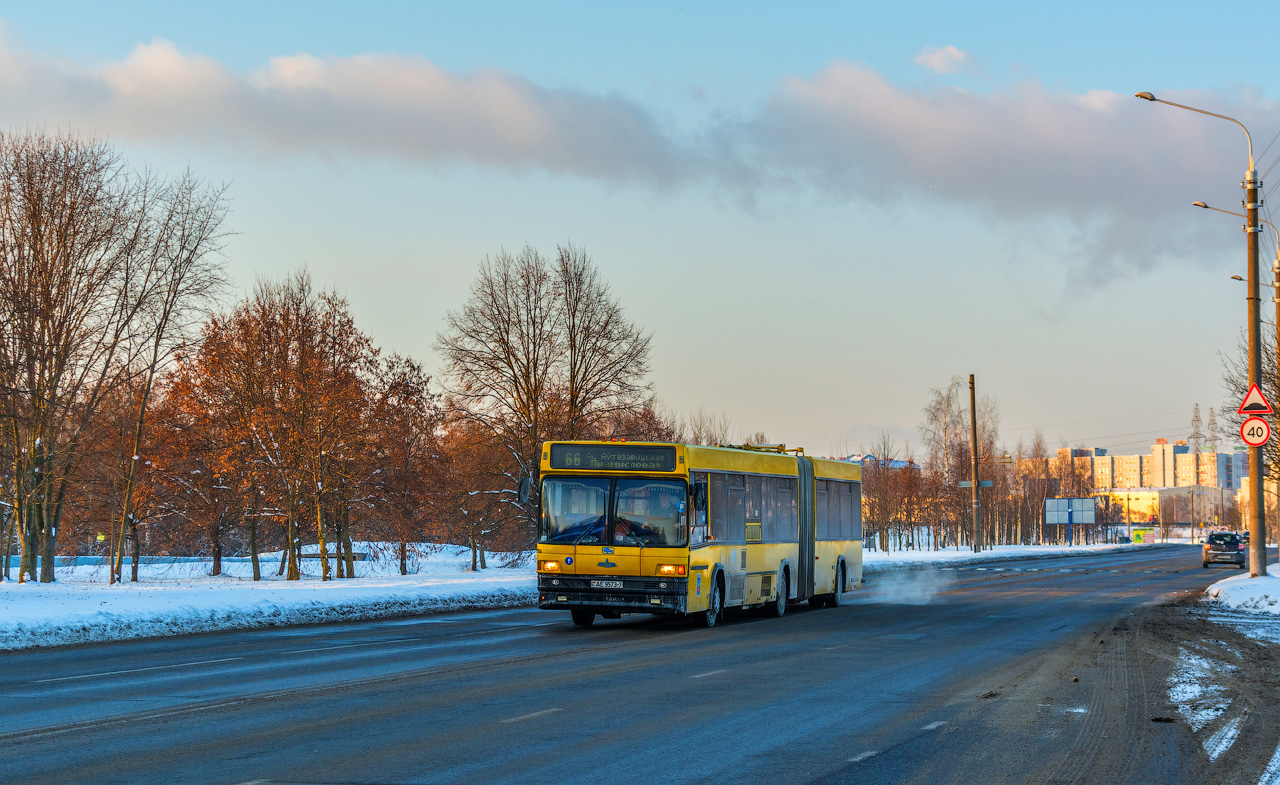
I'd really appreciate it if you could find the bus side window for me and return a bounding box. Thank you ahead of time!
[851,482,863,540]
[727,474,746,542]
[762,478,776,540]
[838,482,854,539]
[776,477,798,541]
[691,472,709,544]
[710,473,729,542]
[816,480,830,540]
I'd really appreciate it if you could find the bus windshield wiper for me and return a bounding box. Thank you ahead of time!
[571,515,607,545]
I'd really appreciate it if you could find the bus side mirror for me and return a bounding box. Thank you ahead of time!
[692,481,708,512]
[518,477,532,506]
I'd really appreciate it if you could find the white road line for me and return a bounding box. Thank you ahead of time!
[921,720,947,731]
[847,751,878,763]
[501,707,563,724]
[823,644,850,650]
[285,637,413,654]
[35,657,244,684]
[691,669,728,679]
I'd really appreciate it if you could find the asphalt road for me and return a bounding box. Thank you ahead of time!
[0,545,1267,785]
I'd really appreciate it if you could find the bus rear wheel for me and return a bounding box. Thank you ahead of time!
[766,570,788,618]
[571,610,596,627]
[828,564,845,607]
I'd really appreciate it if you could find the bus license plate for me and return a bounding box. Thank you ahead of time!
[591,580,623,589]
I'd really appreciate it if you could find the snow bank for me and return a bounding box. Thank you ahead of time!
[862,541,1158,573]
[0,545,535,651]
[1205,563,1280,614]
[0,540,1169,650]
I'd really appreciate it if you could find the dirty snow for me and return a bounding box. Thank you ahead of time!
[1206,562,1280,614]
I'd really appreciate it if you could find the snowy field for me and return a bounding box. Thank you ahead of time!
[0,540,1167,650]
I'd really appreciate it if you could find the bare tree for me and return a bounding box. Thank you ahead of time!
[680,406,732,446]
[0,131,227,583]
[113,172,230,582]
[555,244,652,439]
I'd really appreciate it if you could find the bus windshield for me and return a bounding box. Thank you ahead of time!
[539,477,688,547]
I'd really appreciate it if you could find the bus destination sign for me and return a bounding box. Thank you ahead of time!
[549,444,677,472]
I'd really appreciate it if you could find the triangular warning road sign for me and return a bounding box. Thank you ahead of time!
[1238,383,1274,415]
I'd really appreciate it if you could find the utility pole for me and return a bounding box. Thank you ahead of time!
[1247,166,1267,576]
[969,374,981,553]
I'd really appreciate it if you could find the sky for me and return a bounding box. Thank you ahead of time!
[4,1,1279,459]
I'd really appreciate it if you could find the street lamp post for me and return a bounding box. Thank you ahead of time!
[1201,203,1280,565]
[1137,91,1266,577]
[1208,203,1280,501]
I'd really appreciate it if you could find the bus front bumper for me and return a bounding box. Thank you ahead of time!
[538,575,688,615]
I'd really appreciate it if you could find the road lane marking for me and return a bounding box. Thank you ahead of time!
[848,751,878,763]
[285,637,414,654]
[691,669,728,679]
[823,644,850,650]
[501,707,563,724]
[921,721,947,730]
[35,657,244,684]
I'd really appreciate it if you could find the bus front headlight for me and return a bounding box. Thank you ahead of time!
[657,564,686,577]
[539,560,560,572]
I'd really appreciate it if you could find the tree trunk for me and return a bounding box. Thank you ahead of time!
[211,532,223,576]
[478,537,487,569]
[38,497,56,583]
[341,504,355,578]
[399,540,408,576]
[315,496,329,581]
[128,517,140,582]
[286,492,300,580]
[20,501,36,583]
[2,508,13,581]
[469,534,478,571]
[248,516,261,581]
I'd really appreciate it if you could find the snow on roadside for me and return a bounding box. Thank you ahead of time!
[0,541,1169,651]
[1205,563,1280,614]
[861,541,1157,572]
[0,545,534,651]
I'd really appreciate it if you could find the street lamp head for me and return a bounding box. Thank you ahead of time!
[1192,201,1209,208]
[1231,275,1245,281]
[1134,91,1157,101]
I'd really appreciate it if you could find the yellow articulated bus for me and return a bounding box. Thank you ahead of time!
[536,440,863,627]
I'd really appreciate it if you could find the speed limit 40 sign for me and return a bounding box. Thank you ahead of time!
[1241,416,1272,447]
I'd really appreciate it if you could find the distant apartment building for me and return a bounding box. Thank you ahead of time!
[1040,439,1246,493]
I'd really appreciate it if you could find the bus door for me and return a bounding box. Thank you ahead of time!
[796,457,816,601]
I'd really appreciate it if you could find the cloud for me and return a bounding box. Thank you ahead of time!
[747,62,1280,284]
[913,45,976,75]
[0,38,701,184]
[0,33,1274,284]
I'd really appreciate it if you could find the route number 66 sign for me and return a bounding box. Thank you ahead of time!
[1241,416,1271,447]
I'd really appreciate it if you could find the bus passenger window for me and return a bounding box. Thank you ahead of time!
[727,475,746,541]
[816,480,830,539]
[710,474,729,541]
[691,472,709,544]
[762,479,776,540]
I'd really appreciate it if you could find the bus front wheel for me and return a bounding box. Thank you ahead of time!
[571,610,596,627]
[699,577,723,628]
